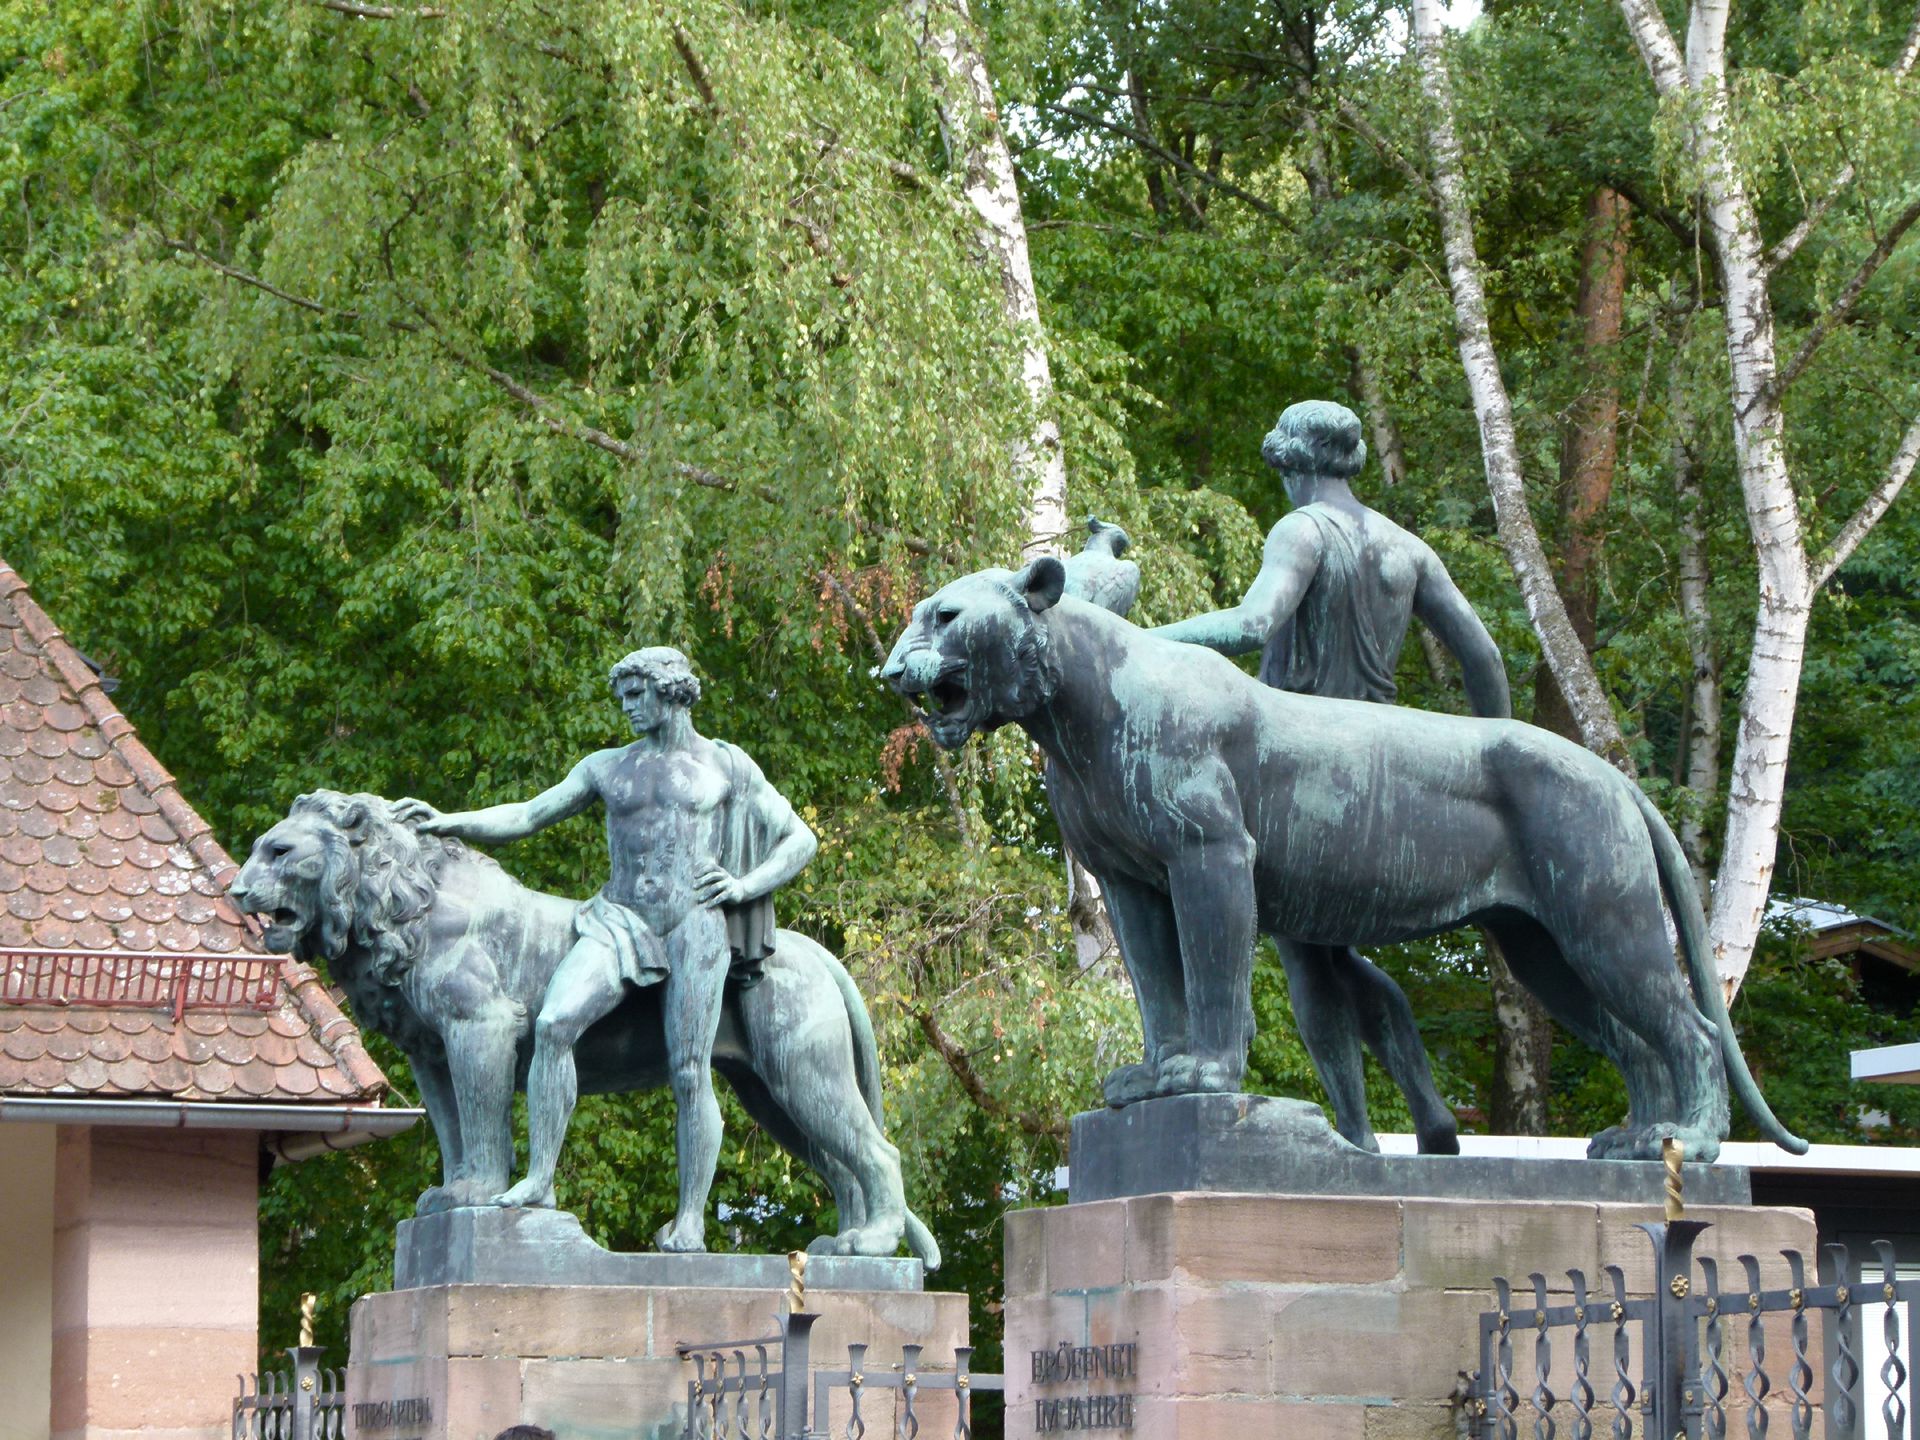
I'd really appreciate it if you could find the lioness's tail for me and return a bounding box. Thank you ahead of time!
[1628,784,1809,1154]
[821,950,944,1271]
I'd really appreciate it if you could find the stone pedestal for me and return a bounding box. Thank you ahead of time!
[346,1209,967,1440]
[1069,1094,1752,1205]
[1005,1191,1817,1440]
[1004,1099,1813,1440]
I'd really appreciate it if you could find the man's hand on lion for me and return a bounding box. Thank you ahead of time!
[390,797,452,834]
[694,862,745,908]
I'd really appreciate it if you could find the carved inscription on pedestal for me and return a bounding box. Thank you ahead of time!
[352,1396,433,1439]
[1030,1342,1136,1431]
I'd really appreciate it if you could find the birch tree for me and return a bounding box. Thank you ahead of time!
[1612,0,1920,997]
[1408,0,1636,773]
[909,0,1115,961]
[910,0,1069,558]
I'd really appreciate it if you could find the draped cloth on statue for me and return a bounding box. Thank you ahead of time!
[574,893,672,988]
[710,740,787,978]
[1257,503,1409,704]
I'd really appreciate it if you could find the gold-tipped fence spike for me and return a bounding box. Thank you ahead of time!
[299,1292,316,1348]
[787,1250,807,1314]
[1662,1137,1685,1220]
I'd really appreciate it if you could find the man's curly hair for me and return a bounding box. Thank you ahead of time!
[608,645,701,707]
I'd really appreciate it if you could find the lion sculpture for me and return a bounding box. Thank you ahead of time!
[882,557,1806,1163]
[229,790,939,1264]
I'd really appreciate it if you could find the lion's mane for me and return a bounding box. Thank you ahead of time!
[287,790,479,1040]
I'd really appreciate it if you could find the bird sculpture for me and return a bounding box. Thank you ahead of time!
[1061,516,1140,619]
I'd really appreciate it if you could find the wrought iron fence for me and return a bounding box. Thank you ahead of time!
[680,1312,1004,1440]
[1466,1220,1916,1440]
[233,1347,345,1440]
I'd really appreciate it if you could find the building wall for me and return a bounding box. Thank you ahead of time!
[0,1123,57,1440]
[51,1126,259,1440]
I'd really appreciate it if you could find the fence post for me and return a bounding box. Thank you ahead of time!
[779,1312,818,1440]
[1637,1219,1709,1440]
[287,1347,326,1440]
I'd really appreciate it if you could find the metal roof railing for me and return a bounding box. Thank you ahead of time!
[0,947,278,1021]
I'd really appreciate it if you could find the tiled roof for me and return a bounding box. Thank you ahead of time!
[0,559,390,1105]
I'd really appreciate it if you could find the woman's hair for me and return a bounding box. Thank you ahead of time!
[1261,399,1367,481]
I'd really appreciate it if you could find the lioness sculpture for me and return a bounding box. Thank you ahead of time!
[882,557,1805,1162]
[229,790,939,1263]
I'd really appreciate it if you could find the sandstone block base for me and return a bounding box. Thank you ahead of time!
[347,1281,968,1440]
[1004,1191,1817,1440]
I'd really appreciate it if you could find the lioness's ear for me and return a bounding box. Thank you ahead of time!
[1017,556,1066,614]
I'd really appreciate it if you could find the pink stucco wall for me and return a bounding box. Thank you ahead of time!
[51,1127,259,1440]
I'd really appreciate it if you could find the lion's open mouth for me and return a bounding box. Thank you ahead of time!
[250,906,303,951]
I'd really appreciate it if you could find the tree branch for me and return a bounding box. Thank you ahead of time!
[915,1006,1067,1141]
[160,237,337,315]
[161,232,741,490]
[1605,175,1700,252]
[816,567,974,846]
[1333,98,1436,201]
[308,0,445,16]
[669,23,718,110]
[1775,193,1920,394]
[1616,0,1690,98]
[160,233,956,559]
[1037,100,1281,218]
[1768,166,1853,270]
[1767,2,1917,270]
[1811,412,1920,587]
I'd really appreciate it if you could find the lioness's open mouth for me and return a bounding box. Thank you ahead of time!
[926,678,968,716]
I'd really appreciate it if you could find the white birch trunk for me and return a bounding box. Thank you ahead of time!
[909,0,1111,961]
[910,0,1068,558]
[1409,0,1633,770]
[1617,0,1816,998]
[1672,412,1721,900]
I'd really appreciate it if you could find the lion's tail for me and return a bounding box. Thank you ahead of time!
[1628,784,1809,1154]
[821,949,944,1272]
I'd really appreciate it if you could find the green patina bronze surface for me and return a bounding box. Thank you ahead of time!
[883,555,1807,1163]
[1147,401,1512,1155]
[232,651,937,1262]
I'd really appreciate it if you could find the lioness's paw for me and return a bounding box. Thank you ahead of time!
[839,1225,905,1258]
[1102,1062,1157,1108]
[1152,1055,1238,1096]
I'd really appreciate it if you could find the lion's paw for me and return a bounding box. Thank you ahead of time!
[415,1185,456,1216]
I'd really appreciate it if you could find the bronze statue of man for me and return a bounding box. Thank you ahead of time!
[394,646,817,1248]
[1154,400,1510,1154]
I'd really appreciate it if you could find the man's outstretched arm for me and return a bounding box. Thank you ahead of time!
[393,755,600,845]
[1411,558,1512,719]
[1153,514,1321,655]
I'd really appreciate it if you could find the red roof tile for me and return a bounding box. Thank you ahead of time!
[0,559,392,1109]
